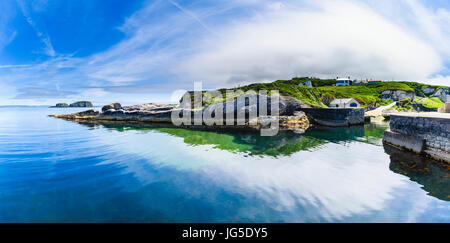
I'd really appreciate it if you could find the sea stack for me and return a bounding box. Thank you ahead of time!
[55,103,69,107]
[69,101,93,107]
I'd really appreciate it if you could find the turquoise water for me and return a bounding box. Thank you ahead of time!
[0,106,449,222]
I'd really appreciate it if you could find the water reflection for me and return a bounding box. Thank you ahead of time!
[384,144,450,201]
[75,121,389,157]
[66,120,450,208]
[90,127,409,222]
[305,122,388,146]
[70,120,422,221]
[2,108,448,222]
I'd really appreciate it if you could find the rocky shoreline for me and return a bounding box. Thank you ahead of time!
[50,96,310,133]
[50,92,372,133]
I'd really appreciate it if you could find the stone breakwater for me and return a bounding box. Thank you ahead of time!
[383,113,450,163]
[298,108,365,127]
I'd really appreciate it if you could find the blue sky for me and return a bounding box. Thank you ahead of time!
[0,0,450,105]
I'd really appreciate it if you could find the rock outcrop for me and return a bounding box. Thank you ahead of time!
[433,88,450,103]
[50,97,310,133]
[70,101,93,107]
[77,109,100,116]
[202,94,309,117]
[54,103,69,107]
[102,103,122,112]
[381,90,415,101]
[422,87,436,95]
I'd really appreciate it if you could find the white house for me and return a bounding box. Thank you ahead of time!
[329,98,361,108]
[336,77,352,86]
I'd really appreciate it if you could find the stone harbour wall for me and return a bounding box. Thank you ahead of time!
[298,108,365,127]
[384,114,450,163]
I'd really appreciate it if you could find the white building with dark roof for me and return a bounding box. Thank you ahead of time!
[336,77,352,86]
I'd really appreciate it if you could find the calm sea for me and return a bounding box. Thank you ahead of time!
[0,106,449,222]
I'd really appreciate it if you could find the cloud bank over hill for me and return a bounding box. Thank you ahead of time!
[0,0,449,105]
[177,0,442,85]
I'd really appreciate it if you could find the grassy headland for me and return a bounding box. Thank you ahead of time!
[199,77,448,109]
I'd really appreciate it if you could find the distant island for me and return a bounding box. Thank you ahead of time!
[50,101,93,108]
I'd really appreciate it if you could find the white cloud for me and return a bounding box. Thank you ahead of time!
[168,0,215,34]
[176,0,442,85]
[97,131,417,222]
[77,88,108,98]
[85,0,449,88]
[2,0,450,105]
[0,64,31,69]
[426,75,450,86]
[85,1,197,83]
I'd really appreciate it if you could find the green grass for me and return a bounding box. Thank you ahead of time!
[185,77,449,108]
[233,81,415,107]
[214,80,329,107]
[420,97,444,108]
[315,82,414,106]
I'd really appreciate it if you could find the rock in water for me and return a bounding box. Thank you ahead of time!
[102,104,114,112]
[102,103,123,112]
[77,110,100,116]
[70,101,93,107]
[112,103,122,110]
[55,103,69,107]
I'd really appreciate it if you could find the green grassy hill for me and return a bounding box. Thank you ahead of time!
[185,77,448,109]
[206,77,448,108]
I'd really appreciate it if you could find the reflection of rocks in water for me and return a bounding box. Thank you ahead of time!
[233,132,327,156]
[384,144,450,201]
[75,121,326,157]
[305,125,365,143]
[74,120,390,157]
[305,123,388,146]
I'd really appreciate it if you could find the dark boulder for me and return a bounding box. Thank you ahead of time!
[103,109,125,116]
[102,103,122,112]
[76,109,99,116]
[102,105,114,112]
[111,103,122,110]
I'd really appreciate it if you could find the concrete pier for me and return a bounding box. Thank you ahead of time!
[383,112,450,163]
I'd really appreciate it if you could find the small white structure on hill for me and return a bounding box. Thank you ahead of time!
[329,98,361,108]
[336,77,352,86]
[305,81,312,87]
[298,80,313,87]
